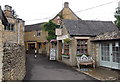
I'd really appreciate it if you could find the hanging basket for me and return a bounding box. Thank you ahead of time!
[64,38,71,43]
[50,39,57,45]
[62,55,70,59]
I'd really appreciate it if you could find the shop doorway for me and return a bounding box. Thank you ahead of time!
[58,40,62,60]
[28,43,35,54]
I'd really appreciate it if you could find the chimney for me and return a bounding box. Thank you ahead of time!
[5,5,12,11]
[64,2,69,8]
[4,5,13,18]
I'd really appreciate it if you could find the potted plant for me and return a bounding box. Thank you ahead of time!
[64,38,71,44]
[62,53,70,59]
[76,54,89,57]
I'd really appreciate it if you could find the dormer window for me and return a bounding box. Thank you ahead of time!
[5,23,15,31]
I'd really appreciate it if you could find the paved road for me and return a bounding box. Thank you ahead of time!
[24,54,99,81]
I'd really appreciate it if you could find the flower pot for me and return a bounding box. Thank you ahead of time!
[62,55,70,59]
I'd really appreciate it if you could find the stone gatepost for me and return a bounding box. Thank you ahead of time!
[0,20,4,81]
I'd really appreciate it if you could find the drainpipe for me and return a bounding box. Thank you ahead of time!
[17,20,20,44]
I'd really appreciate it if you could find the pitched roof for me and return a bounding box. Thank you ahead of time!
[51,2,81,24]
[0,6,9,26]
[52,7,81,20]
[63,20,119,36]
[25,23,44,32]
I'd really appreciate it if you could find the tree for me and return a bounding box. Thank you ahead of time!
[114,8,120,30]
[42,20,60,41]
[114,15,120,30]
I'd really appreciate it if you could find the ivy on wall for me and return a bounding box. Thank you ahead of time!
[42,20,60,41]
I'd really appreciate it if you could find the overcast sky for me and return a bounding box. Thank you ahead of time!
[0,0,119,25]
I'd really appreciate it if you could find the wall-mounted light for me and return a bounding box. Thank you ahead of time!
[115,42,119,47]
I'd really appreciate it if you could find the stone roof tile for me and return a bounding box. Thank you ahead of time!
[63,20,119,36]
[25,23,44,32]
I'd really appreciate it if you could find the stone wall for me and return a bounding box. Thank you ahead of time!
[24,30,48,42]
[92,31,120,67]
[0,21,4,82]
[0,5,26,81]
[94,31,120,40]
[2,42,26,80]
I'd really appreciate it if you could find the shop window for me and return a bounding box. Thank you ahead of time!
[77,39,88,55]
[101,43,110,61]
[64,43,69,55]
[112,42,120,63]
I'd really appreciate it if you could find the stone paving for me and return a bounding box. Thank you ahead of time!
[23,54,100,81]
[73,66,120,81]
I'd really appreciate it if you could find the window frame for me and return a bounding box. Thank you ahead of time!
[4,23,15,31]
[77,39,88,55]
[36,31,41,37]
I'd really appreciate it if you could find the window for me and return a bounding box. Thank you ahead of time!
[36,31,41,36]
[4,23,15,31]
[64,43,69,55]
[77,39,88,55]
[101,43,110,61]
[112,42,120,63]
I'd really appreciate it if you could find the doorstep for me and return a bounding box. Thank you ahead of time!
[73,66,120,81]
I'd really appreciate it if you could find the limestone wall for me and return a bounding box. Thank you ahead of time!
[2,42,26,80]
[94,31,120,40]
[24,30,48,42]
[91,31,120,67]
[0,5,26,81]
[0,21,4,82]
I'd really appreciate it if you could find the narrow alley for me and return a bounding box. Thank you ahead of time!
[23,54,100,81]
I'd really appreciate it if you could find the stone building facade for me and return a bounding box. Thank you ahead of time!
[52,2,80,25]
[91,31,120,69]
[0,5,25,81]
[56,20,119,67]
[25,23,49,55]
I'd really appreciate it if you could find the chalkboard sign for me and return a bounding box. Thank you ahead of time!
[50,48,56,60]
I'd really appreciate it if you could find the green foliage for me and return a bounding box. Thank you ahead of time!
[64,38,71,43]
[76,54,89,57]
[42,20,60,41]
[51,41,57,45]
[114,15,120,30]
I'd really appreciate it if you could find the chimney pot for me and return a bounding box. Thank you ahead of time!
[5,5,12,11]
[64,2,69,8]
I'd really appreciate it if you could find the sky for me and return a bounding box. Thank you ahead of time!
[0,0,120,25]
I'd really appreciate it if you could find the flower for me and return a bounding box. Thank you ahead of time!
[62,53,70,56]
[61,52,64,54]
[76,54,89,57]
[66,53,69,55]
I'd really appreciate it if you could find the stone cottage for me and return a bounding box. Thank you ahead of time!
[0,5,25,81]
[25,23,49,55]
[56,19,119,68]
[52,2,80,25]
[91,31,120,69]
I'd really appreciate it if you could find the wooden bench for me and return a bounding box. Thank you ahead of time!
[76,55,95,69]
